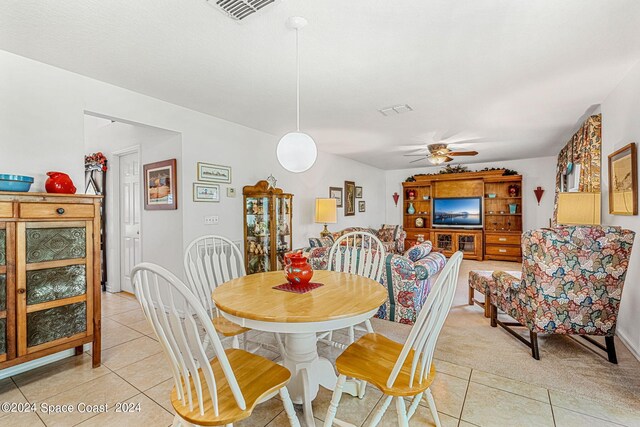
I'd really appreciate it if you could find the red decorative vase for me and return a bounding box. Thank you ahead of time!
[45,172,77,194]
[284,252,313,287]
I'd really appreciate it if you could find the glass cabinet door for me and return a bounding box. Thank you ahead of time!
[435,232,453,253]
[457,234,477,255]
[19,222,91,355]
[0,224,7,360]
[245,197,271,274]
[275,195,292,270]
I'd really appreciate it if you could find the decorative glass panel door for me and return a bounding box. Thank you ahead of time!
[245,197,271,274]
[16,221,93,355]
[435,232,454,253]
[457,234,477,256]
[275,195,292,270]
[0,224,7,361]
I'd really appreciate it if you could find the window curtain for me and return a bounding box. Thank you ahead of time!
[553,114,602,223]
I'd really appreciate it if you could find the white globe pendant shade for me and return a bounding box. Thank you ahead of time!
[277,132,317,173]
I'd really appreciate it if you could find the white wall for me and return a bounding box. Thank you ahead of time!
[84,120,183,290]
[384,156,557,231]
[0,50,386,277]
[600,59,640,360]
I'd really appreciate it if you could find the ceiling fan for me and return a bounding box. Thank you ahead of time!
[404,143,478,165]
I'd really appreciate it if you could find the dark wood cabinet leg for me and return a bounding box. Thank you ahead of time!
[468,285,474,305]
[483,291,491,318]
[530,331,540,360]
[74,345,84,356]
[606,336,618,364]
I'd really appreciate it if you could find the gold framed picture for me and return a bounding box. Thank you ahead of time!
[344,181,355,216]
[608,142,637,215]
[144,159,177,210]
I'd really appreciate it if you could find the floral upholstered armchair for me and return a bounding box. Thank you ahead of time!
[299,240,446,325]
[491,225,635,363]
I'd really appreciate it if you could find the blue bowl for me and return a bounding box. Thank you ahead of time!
[0,174,34,192]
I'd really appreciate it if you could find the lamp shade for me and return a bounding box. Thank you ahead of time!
[557,192,601,225]
[315,198,337,224]
[277,132,317,173]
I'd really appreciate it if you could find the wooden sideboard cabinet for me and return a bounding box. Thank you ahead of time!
[0,192,102,369]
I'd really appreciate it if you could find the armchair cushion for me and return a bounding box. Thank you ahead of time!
[404,241,433,262]
[308,236,334,248]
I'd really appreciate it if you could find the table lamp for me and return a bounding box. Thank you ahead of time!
[556,192,601,225]
[315,198,337,238]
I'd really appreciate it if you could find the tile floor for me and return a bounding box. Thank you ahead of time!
[0,290,638,427]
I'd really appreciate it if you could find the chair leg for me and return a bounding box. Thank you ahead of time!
[172,414,196,427]
[483,291,491,318]
[468,285,474,305]
[367,395,392,427]
[395,396,409,427]
[606,336,618,364]
[324,374,346,427]
[279,386,301,427]
[348,326,355,344]
[357,380,367,399]
[490,303,497,327]
[424,388,442,427]
[365,319,374,333]
[231,335,240,349]
[530,331,540,360]
[406,392,423,420]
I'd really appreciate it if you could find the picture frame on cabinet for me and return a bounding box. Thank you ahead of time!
[193,183,220,202]
[144,159,177,210]
[197,162,232,183]
[358,200,366,212]
[608,142,638,215]
[329,186,343,208]
[345,181,356,216]
[355,186,363,198]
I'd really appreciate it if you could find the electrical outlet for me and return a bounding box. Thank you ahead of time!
[204,215,219,225]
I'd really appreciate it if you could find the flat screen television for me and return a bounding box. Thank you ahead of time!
[432,197,483,228]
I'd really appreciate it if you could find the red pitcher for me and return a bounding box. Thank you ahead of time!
[45,172,77,194]
[284,252,313,287]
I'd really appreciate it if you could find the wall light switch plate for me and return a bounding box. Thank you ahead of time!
[227,187,236,197]
[204,215,219,225]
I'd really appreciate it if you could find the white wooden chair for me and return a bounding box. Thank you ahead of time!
[131,263,300,427]
[318,231,386,350]
[323,251,463,427]
[184,235,283,354]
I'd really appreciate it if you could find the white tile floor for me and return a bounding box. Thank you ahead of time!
[0,290,638,426]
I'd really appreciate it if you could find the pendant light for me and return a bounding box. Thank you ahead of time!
[276,16,317,173]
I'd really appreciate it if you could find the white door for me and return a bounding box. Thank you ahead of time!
[120,151,141,294]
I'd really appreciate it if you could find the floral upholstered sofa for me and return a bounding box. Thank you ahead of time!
[308,225,406,254]
[491,225,635,362]
[299,237,446,324]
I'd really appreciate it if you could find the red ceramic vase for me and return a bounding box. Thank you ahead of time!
[284,252,313,287]
[45,172,77,194]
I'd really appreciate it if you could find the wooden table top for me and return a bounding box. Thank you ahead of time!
[212,270,387,323]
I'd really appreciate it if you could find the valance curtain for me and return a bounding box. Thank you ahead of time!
[553,114,602,223]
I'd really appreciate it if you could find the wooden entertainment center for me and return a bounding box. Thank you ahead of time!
[402,170,522,262]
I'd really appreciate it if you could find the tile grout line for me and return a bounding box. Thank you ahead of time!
[360,392,384,427]
[9,376,47,426]
[457,368,473,427]
[549,390,557,427]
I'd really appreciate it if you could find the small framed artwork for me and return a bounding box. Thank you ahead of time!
[355,186,363,198]
[608,142,637,215]
[329,187,343,208]
[193,183,220,202]
[197,162,232,183]
[344,181,356,216]
[144,159,177,210]
[358,200,366,212]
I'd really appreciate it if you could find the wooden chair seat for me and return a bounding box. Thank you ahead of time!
[171,348,291,426]
[213,315,251,337]
[335,333,436,397]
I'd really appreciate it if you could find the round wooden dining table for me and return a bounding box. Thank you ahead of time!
[212,269,387,426]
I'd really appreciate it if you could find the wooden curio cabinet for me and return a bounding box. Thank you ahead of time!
[243,181,293,275]
[0,192,102,370]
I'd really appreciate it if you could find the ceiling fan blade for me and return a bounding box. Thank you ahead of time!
[448,151,478,156]
[404,154,429,157]
[444,156,454,163]
[409,157,427,164]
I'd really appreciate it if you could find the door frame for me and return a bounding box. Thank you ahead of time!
[111,145,142,293]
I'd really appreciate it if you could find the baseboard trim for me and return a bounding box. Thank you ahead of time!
[0,344,90,380]
[617,330,640,362]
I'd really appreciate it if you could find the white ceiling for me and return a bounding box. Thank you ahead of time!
[2,0,640,170]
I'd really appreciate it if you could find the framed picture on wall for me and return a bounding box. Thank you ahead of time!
[197,162,232,183]
[358,200,366,212]
[193,183,220,202]
[329,186,343,208]
[344,181,356,216]
[608,142,638,215]
[144,159,177,210]
[355,186,363,198]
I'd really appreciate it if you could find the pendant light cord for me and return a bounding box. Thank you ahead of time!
[296,27,300,132]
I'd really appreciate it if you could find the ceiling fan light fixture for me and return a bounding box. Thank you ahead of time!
[428,155,447,165]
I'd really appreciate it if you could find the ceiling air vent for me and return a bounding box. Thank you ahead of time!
[206,0,279,21]
[378,104,414,117]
